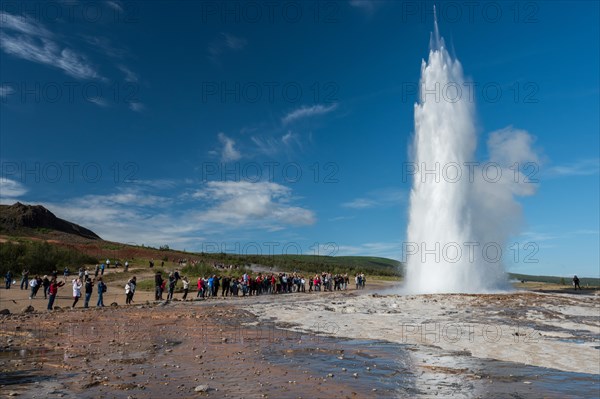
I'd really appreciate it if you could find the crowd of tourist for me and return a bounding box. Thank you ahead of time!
[152,271,366,301]
[4,261,368,310]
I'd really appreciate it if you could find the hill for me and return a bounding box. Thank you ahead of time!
[0,202,101,240]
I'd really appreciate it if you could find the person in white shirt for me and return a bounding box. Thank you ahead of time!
[29,277,38,299]
[125,276,136,304]
[72,278,82,308]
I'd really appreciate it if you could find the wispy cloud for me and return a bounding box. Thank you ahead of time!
[282,103,337,125]
[106,1,123,12]
[250,131,301,156]
[208,32,247,64]
[118,64,138,82]
[217,132,242,162]
[0,178,27,203]
[349,0,381,14]
[338,241,402,259]
[129,102,145,112]
[88,97,109,107]
[546,158,600,177]
[83,35,128,59]
[0,84,15,98]
[342,188,404,210]
[342,198,376,209]
[328,215,355,222]
[222,33,247,50]
[0,12,101,80]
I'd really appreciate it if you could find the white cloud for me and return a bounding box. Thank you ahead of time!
[282,103,337,125]
[208,33,247,64]
[0,12,101,80]
[217,132,242,162]
[0,178,27,202]
[222,33,247,50]
[118,64,138,83]
[41,188,198,246]
[106,1,123,12]
[488,127,540,167]
[249,131,302,157]
[0,84,14,98]
[0,11,53,37]
[547,158,600,177]
[88,97,108,107]
[342,198,376,209]
[193,181,316,227]
[129,102,145,112]
[337,241,402,259]
[349,0,381,13]
[342,188,404,209]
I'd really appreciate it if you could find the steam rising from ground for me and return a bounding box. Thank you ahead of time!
[404,21,539,293]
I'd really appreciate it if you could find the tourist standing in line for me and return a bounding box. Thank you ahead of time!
[29,276,39,299]
[154,271,163,300]
[20,268,29,290]
[167,273,176,301]
[5,270,13,289]
[47,277,65,310]
[42,276,50,298]
[96,277,106,307]
[72,277,82,308]
[182,276,189,300]
[84,277,93,308]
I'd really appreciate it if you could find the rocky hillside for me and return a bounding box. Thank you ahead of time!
[0,202,101,240]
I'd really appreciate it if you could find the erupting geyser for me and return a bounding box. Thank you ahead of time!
[404,12,538,293]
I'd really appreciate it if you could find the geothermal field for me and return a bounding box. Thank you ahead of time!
[1,2,599,399]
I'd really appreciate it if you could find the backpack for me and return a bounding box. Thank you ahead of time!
[102,283,107,293]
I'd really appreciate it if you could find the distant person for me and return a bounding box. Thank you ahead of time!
[100,263,105,276]
[124,260,129,272]
[63,267,69,279]
[84,277,94,308]
[573,275,581,290]
[167,273,176,301]
[5,270,13,289]
[20,268,29,290]
[181,276,189,300]
[106,259,111,269]
[72,277,82,308]
[125,277,136,304]
[29,276,41,299]
[96,277,107,307]
[47,277,65,310]
[42,276,50,298]
[95,264,100,277]
[197,277,205,298]
[154,271,163,300]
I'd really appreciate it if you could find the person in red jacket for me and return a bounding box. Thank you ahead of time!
[47,277,65,310]
[197,277,205,298]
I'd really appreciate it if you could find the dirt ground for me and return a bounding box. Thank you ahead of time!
[1,272,598,398]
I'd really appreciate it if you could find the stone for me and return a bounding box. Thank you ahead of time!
[194,385,210,392]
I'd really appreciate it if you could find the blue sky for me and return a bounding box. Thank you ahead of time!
[1,1,598,277]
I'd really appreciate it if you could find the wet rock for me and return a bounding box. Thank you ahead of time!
[22,305,34,313]
[0,308,10,315]
[111,302,119,308]
[194,384,210,392]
